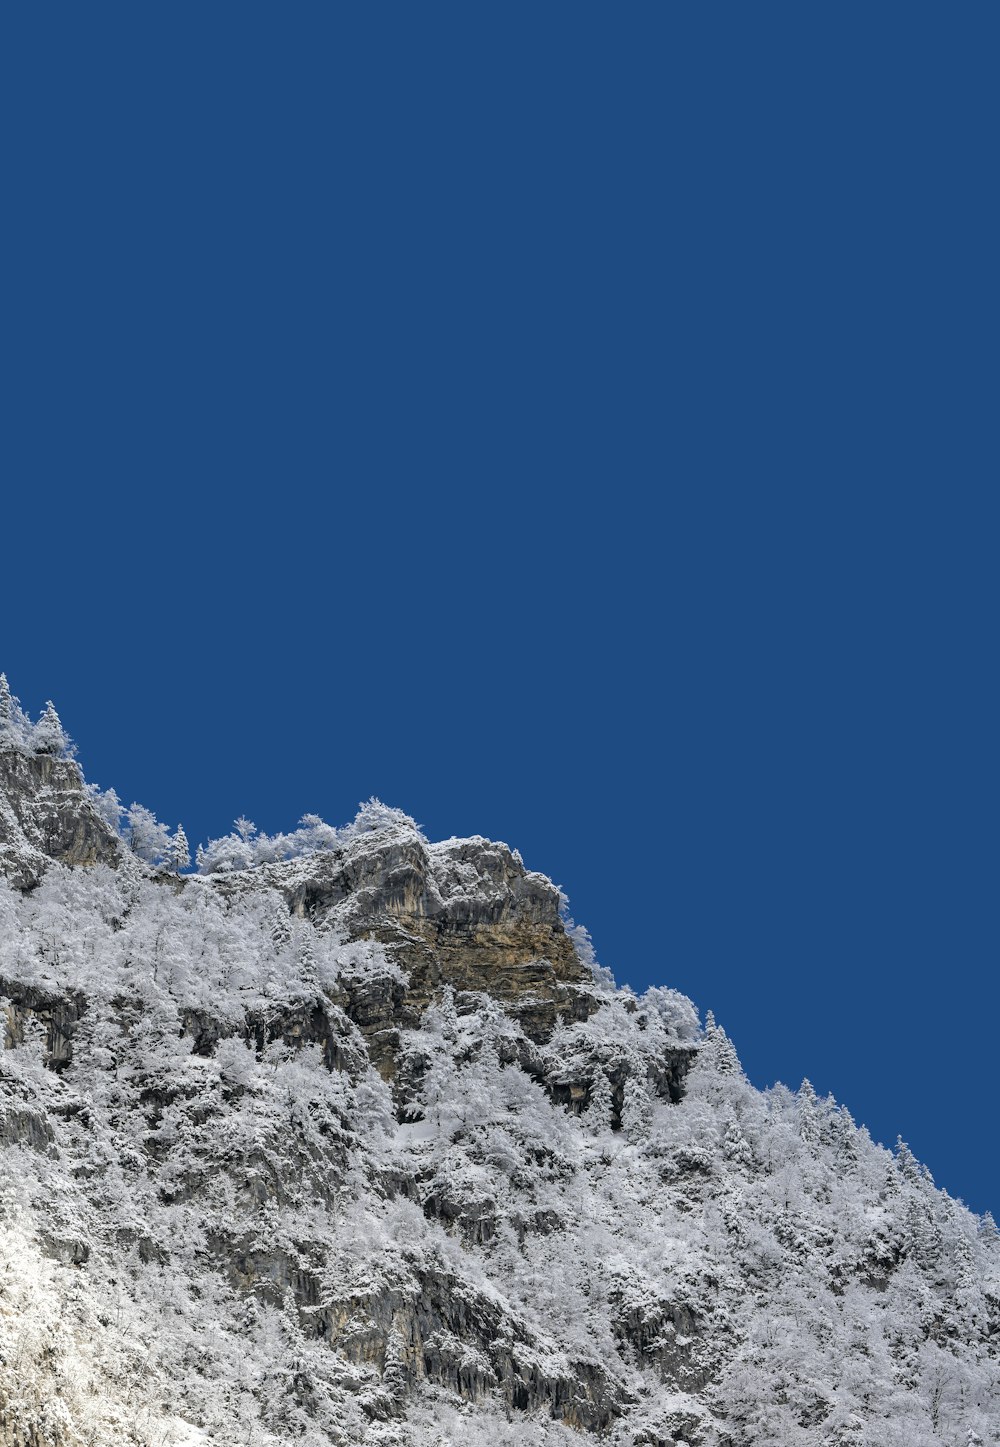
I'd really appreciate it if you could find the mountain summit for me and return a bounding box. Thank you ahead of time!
[0,686,997,1447]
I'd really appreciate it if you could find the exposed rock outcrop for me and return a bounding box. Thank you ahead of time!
[223,830,600,1075]
[1,977,86,1071]
[0,747,122,889]
[2,707,997,1447]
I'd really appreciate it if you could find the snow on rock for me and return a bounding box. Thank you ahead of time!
[0,746,123,889]
[0,689,998,1446]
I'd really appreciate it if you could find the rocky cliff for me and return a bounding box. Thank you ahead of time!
[227,829,601,1074]
[0,747,122,889]
[0,708,998,1447]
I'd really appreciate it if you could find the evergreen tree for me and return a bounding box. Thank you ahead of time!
[833,1106,862,1176]
[895,1135,922,1185]
[297,931,319,992]
[381,1325,410,1395]
[164,825,190,874]
[31,700,68,756]
[419,988,461,1132]
[622,1073,653,1143]
[702,1011,743,1077]
[269,905,292,951]
[586,1069,615,1134]
[724,1115,754,1169]
[798,1078,821,1144]
[0,674,22,748]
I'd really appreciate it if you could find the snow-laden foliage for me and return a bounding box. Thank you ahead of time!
[0,853,997,1447]
[81,787,191,873]
[86,782,126,836]
[195,800,422,875]
[0,677,72,758]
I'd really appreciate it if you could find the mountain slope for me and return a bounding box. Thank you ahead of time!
[0,693,997,1447]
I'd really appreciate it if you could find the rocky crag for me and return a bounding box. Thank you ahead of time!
[0,748,122,890]
[0,690,998,1447]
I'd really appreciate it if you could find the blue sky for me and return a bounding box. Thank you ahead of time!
[3,4,998,1214]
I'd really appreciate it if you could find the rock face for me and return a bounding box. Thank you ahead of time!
[1,717,998,1447]
[0,746,122,888]
[224,830,599,1076]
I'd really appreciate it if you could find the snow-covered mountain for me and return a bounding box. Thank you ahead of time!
[1,680,997,1447]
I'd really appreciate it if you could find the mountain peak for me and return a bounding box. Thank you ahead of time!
[1,681,997,1446]
[0,684,599,1056]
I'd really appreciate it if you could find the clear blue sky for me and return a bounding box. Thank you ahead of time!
[2,5,997,1214]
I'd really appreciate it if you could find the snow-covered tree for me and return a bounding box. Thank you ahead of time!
[126,803,171,866]
[723,1113,754,1169]
[31,700,69,756]
[196,828,254,874]
[586,1068,615,1134]
[0,674,29,749]
[294,812,339,851]
[164,824,190,874]
[0,673,12,736]
[346,797,421,838]
[86,784,125,836]
[621,1073,653,1142]
[196,812,343,874]
[895,1135,922,1184]
[1,776,999,1447]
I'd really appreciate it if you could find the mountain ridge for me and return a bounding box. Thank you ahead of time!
[0,684,997,1447]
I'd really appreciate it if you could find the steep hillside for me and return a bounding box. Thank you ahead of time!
[0,683,997,1447]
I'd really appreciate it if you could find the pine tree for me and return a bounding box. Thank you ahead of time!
[269,906,292,951]
[724,1115,754,1169]
[164,825,190,874]
[896,1136,922,1185]
[833,1106,862,1176]
[587,1069,615,1134]
[702,1011,743,1077]
[381,1325,410,1394]
[798,1078,821,1145]
[32,701,68,756]
[0,674,18,748]
[297,931,318,993]
[622,1073,653,1143]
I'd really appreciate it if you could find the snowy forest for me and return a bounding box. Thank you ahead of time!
[0,682,998,1447]
[1,674,403,877]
